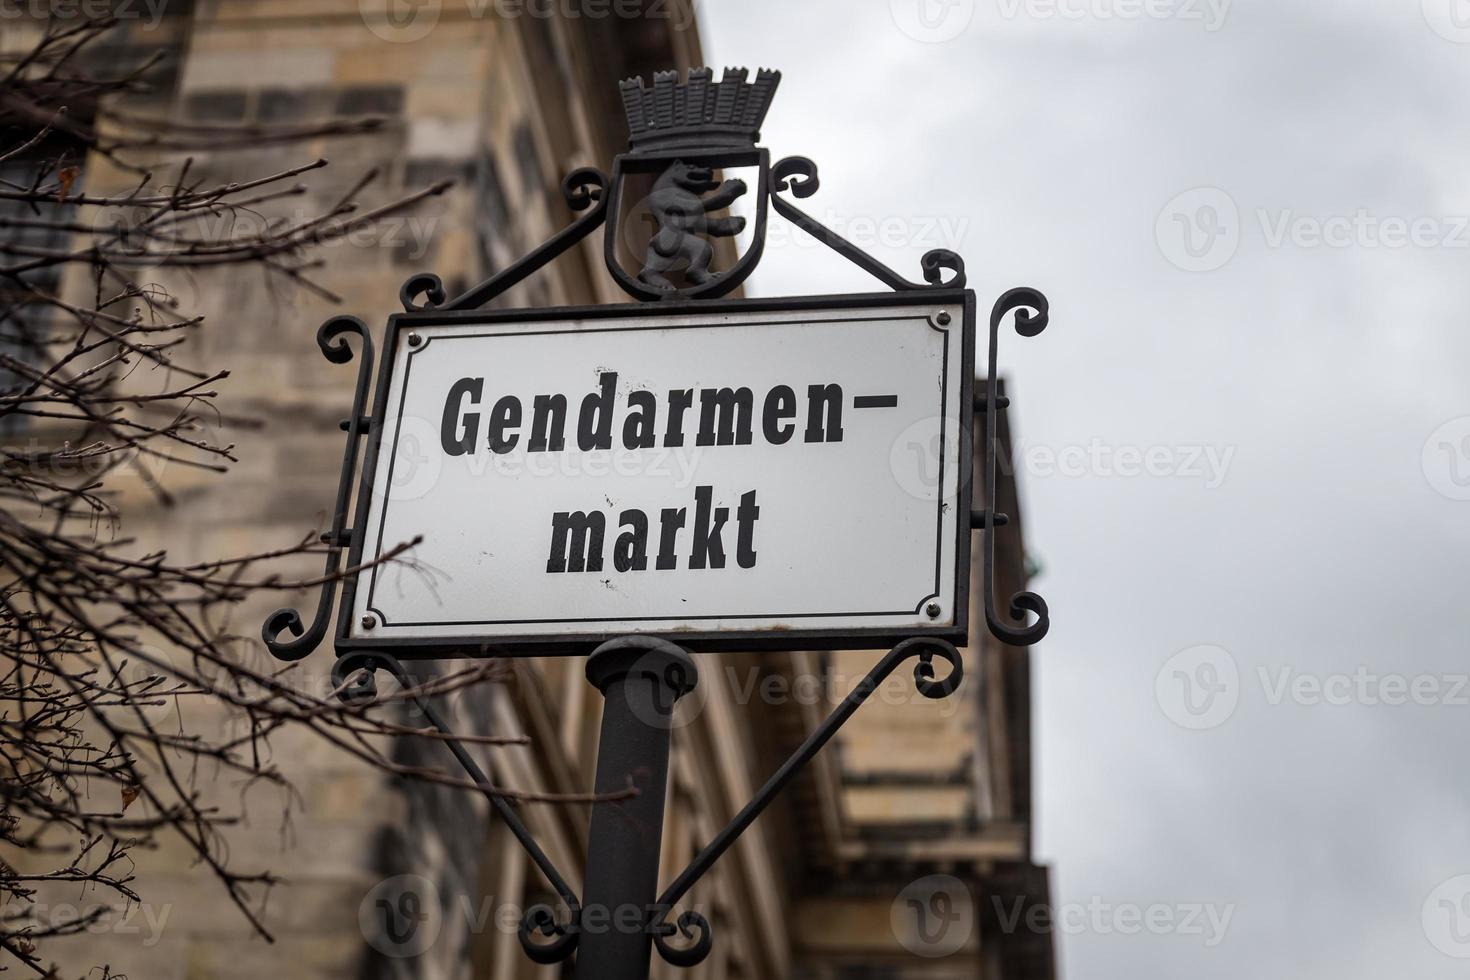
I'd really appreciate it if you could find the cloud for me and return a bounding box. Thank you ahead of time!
[701,2,1470,977]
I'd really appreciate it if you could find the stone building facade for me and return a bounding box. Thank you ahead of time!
[2,3,1056,979]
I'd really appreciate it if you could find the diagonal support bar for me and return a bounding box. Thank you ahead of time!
[398,168,609,313]
[770,156,966,292]
[647,637,964,967]
[332,651,584,963]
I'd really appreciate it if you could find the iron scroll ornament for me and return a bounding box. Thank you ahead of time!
[980,288,1051,645]
[261,316,375,660]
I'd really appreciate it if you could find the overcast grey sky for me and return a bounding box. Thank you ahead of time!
[701,1,1470,976]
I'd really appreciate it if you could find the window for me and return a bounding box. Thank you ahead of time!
[0,135,84,436]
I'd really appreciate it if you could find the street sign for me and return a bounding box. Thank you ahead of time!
[342,291,975,654]
[261,65,1052,978]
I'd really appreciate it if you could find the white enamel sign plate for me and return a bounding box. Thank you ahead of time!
[346,294,973,652]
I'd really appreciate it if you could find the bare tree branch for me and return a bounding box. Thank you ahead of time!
[0,17,598,979]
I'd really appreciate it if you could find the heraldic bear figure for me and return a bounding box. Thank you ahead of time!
[638,160,747,290]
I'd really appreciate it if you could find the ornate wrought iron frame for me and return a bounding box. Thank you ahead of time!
[260,68,1051,975]
[315,289,974,659]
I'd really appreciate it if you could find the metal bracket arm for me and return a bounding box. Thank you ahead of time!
[399,168,609,313]
[392,153,982,313]
[331,651,585,964]
[980,287,1051,646]
[769,156,967,292]
[646,636,964,967]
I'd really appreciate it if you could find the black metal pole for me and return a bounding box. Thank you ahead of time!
[576,636,698,980]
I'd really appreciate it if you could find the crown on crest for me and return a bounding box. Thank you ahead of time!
[619,67,781,152]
